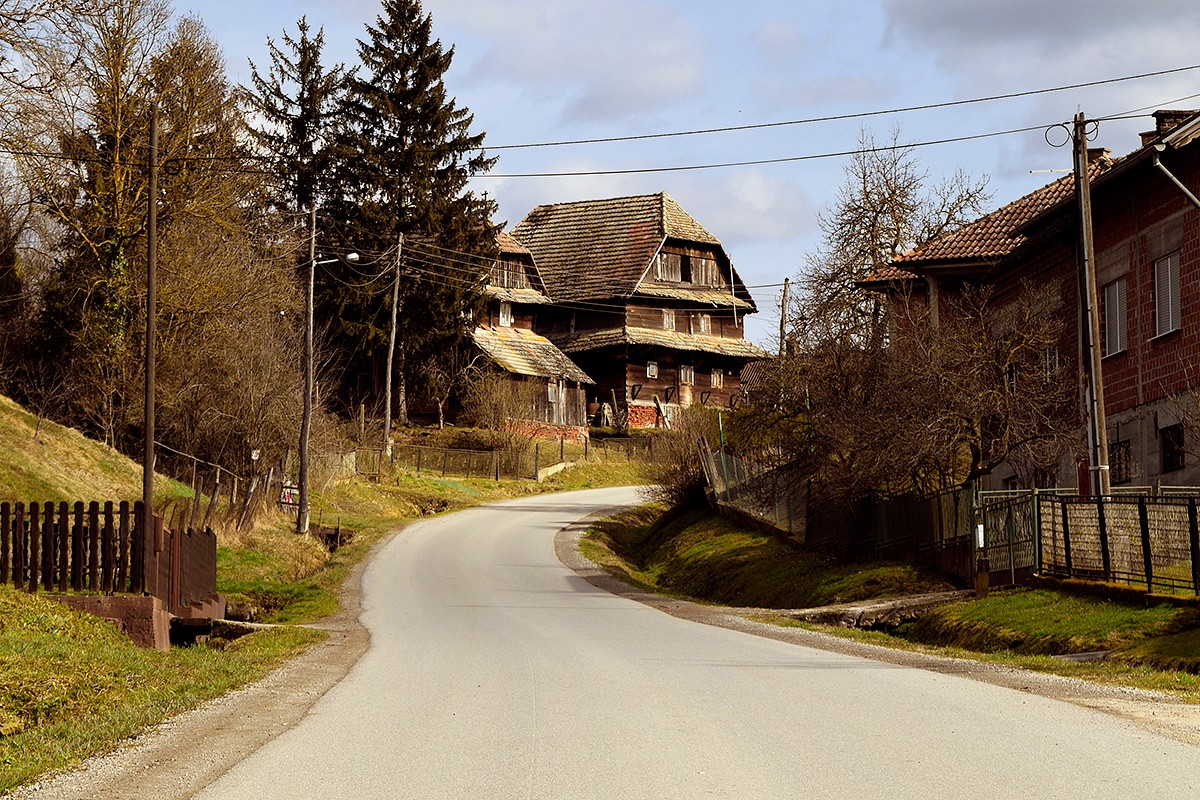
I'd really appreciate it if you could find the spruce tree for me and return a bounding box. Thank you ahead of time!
[323,0,497,423]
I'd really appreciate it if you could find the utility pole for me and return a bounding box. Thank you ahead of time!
[297,205,317,534]
[383,232,403,455]
[778,277,790,356]
[143,102,158,547]
[1073,112,1110,497]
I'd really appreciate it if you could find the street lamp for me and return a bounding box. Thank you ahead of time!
[298,248,358,535]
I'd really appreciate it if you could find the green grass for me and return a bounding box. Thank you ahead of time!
[898,587,1184,655]
[583,504,954,609]
[0,586,321,792]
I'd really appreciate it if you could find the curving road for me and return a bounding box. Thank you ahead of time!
[194,486,1200,799]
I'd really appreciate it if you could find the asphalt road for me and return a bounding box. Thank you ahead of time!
[192,486,1200,800]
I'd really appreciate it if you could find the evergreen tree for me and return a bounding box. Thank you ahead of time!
[246,16,345,217]
[324,0,497,423]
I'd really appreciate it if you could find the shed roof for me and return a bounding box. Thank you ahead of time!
[552,326,769,359]
[472,325,593,383]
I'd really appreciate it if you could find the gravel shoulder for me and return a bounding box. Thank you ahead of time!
[13,507,1200,798]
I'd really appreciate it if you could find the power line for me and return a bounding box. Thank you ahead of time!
[485,64,1200,150]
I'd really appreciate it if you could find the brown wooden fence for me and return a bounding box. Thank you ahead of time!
[0,500,217,614]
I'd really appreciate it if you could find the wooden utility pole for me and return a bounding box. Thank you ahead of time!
[1073,112,1110,497]
[778,277,790,356]
[383,232,403,454]
[143,103,158,545]
[297,205,317,534]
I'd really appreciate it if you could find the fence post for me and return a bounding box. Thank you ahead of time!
[1060,497,1073,577]
[1138,496,1154,593]
[102,501,115,594]
[626,438,632,461]
[28,502,41,592]
[417,447,423,476]
[1033,488,1042,575]
[1097,496,1111,580]
[14,503,27,591]
[535,443,541,478]
[118,501,131,594]
[1188,499,1200,596]
[1,503,8,585]
[87,501,100,592]
[57,501,69,592]
[42,501,55,591]
[442,448,449,478]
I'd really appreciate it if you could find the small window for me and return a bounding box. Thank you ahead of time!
[710,368,724,389]
[1110,439,1132,484]
[656,253,682,282]
[1161,423,1185,473]
[698,314,712,334]
[1103,278,1128,355]
[1005,362,1019,394]
[499,301,513,327]
[547,383,559,403]
[1155,252,1181,337]
[679,365,694,385]
[662,309,675,331]
[646,361,658,379]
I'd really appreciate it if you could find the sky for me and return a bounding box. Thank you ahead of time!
[182,0,1200,348]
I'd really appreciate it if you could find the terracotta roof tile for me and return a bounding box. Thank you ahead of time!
[894,157,1116,268]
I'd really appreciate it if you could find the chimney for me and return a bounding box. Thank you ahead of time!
[1140,109,1199,146]
[1087,147,1110,164]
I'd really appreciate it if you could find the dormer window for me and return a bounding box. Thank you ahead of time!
[499,301,513,327]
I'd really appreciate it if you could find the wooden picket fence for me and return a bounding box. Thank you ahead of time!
[0,500,217,615]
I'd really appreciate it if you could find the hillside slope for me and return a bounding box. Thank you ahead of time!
[0,393,175,503]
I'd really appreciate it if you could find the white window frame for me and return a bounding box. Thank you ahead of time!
[710,368,724,389]
[1154,252,1181,338]
[679,364,694,385]
[646,361,658,379]
[1103,277,1127,356]
[498,301,513,327]
[698,313,712,334]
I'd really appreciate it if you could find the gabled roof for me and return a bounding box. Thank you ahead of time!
[472,325,593,383]
[511,192,754,308]
[487,229,550,301]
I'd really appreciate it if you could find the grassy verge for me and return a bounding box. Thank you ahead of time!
[581,503,954,608]
[0,587,322,793]
[583,504,1200,699]
[2,457,646,792]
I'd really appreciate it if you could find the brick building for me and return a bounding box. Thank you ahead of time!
[877,109,1200,490]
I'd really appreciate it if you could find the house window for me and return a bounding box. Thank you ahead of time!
[1005,362,1019,394]
[1041,346,1059,382]
[1110,439,1132,484]
[646,361,658,379]
[1103,277,1128,355]
[679,365,694,385]
[710,368,724,389]
[547,382,559,403]
[663,309,675,330]
[1154,252,1181,337]
[499,301,513,327]
[698,314,712,334]
[656,253,682,282]
[1161,423,1185,473]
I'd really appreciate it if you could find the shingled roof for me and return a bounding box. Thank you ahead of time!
[472,326,593,383]
[552,327,769,359]
[511,192,753,307]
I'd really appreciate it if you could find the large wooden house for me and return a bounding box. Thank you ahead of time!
[471,231,593,428]
[511,193,767,427]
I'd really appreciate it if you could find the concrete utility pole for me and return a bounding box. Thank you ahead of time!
[143,102,157,545]
[383,232,403,455]
[1073,112,1110,497]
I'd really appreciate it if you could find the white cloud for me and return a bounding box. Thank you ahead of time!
[424,0,707,123]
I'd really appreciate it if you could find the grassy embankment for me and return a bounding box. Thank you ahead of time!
[584,503,1200,701]
[0,391,645,792]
